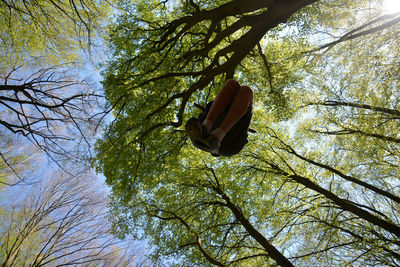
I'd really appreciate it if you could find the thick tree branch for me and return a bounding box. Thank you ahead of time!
[268,132,400,204]
[143,0,319,136]
[256,154,400,238]
[207,169,294,267]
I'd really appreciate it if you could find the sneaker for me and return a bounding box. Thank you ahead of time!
[207,136,221,155]
[185,118,208,140]
[186,118,221,154]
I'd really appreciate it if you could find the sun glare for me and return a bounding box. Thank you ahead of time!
[383,0,400,14]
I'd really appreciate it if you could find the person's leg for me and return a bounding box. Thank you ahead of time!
[202,79,240,132]
[211,85,253,142]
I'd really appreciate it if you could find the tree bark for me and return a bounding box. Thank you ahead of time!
[214,187,295,267]
[287,173,400,238]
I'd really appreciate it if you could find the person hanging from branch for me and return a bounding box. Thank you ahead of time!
[185,79,254,157]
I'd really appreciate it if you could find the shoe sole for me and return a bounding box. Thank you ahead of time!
[185,118,214,151]
[185,118,204,140]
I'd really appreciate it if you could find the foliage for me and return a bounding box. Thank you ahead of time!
[0,0,111,70]
[0,0,113,168]
[96,0,400,266]
[0,0,152,265]
[0,129,37,188]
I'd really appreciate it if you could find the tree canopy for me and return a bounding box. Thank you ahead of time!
[0,0,110,70]
[0,0,151,265]
[0,0,111,164]
[95,0,400,265]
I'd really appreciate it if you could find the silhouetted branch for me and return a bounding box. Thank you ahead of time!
[0,63,105,163]
[308,12,400,52]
